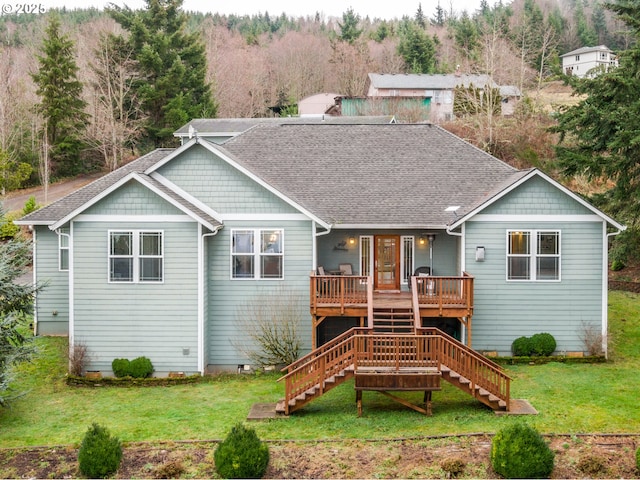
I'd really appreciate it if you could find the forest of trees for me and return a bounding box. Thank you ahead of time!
[0,0,638,261]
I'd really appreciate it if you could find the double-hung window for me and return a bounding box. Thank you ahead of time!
[109,230,163,283]
[59,229,70,271]
[507,230,560,281]
[232,229,284,279]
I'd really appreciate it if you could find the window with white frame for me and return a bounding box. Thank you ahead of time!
[232,229,283,279]
[402,236,415,284]
[507,230,560,281]
[109,230,163,283]
[59,230,70,271]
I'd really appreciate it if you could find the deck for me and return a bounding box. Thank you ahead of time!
[310,273,474,347]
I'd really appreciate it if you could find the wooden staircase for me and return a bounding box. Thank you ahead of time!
[276,327,510,415]
[372,307,415,334]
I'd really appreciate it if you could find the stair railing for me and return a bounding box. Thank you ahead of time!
[418,327,510,407]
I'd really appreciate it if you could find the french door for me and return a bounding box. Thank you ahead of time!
[374,235,400,290]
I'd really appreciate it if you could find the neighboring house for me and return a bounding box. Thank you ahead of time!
[17,122,624,377]
[352,73,522,121]
[561,45,618,78]
[298,93,343,116]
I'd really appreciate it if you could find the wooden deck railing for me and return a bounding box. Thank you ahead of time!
[279,327,510,415]
[418,327,510,405]
[411,272,474,311]
[310,275,372,315]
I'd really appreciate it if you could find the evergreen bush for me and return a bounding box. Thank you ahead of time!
[636,446,640,472]
[511,336,532,356]
[530,333,557,356]
[490,423,554,479]
[214,423,270,479]
[111,358,130,378]
[128,356,153,378]
[77,423,122,478]
[111,357,153,378]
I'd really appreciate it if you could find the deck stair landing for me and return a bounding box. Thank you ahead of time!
[276,327,510,415]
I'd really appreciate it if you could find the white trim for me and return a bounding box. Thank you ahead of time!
[50,170,220,231]
[56,229,70,271]
[450,169,626,231]
[603,223,611,358]
[333,224,446,230]
[198,224,204,374]
[360,235,374,278]
[149,172,223,222]
[506,229,561,282]
[220,213,310,221]
[32,227,38,335]
[69,222,75,357]
[469,214,605,223]
[400,236,415,285]
[108,229,165,284]
[230,228,285,280]
[147,138,331,230]
[75,214,195,223]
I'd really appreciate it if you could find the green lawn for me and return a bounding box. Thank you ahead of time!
[0,291,638,448]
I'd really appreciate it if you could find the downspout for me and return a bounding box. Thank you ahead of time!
[199,226,222,375]
[30,226,38,335]
[313,221,332,271]
[603,226,625,359]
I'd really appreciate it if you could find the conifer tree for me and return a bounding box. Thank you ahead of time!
[398,21,437,73]
[31,15,87,178]
[338,8,363,44]
[109,0,216,148]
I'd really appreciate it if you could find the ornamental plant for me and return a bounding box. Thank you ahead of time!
[214,423,270,479]
[530,333,557,356]
[77,423,122,478]
[490,423,554,478]
[111,356,154,378]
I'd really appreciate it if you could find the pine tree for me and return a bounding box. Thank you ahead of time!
[109,0,216,148]
[553,0,640,263]
[338,8,363,44]
[31,15,88,178]
[398,21,437,73]
[415,3,426,29]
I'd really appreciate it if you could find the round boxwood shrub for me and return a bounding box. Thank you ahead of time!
[111,357,154,378]
[530,333,557,356]
[111,358,130,378]
[636,446,640,472]
[128,356,154,378]
[78,423,122,478]
[214,423,270,479]
[490,423,554,479]
[511,336,532,357]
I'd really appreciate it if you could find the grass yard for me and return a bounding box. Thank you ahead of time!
[0,291,639,449]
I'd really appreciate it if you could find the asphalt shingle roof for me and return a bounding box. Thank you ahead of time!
[20,123,524,229]
[218,123,519,227]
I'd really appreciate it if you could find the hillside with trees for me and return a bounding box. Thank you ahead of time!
[0,0,637,263]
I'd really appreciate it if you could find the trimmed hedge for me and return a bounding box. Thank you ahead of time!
[111,357,154,378]
[511,333,556,357]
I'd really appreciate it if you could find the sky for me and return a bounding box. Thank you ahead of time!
[42,0,485,20]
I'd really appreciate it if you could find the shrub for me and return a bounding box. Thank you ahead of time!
[530,333,556,356]
[511,336,532,356]
[111,357,154,378]
[77,423,122,478]
[128,356,153,378]
[636,447,640,472]
[111,358,130,378]
[69,342,90,377]
[577,455,607,475]
[214,423,270,479]
[440,457,465,477]
[610,260,625,271]
[490,423,554,478]
[0,212,20,239]
[22,196,40,216]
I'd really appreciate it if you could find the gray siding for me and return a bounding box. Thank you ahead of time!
[73,220,200,374]
[465,178,604,354]
[34,226,69,335]
[84,180,184,216]
[157,145,299,214]
[206,220,313,370]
